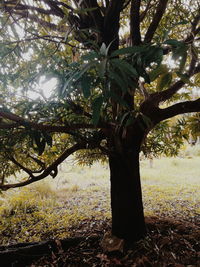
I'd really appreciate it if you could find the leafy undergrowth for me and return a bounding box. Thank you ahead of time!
[30,216,200,266]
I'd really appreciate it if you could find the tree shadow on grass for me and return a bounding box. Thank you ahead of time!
[0,216,199,267]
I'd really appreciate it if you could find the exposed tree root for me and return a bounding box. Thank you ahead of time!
[0,236,99,267]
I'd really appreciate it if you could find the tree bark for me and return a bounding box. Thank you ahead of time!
[109,146,146,242]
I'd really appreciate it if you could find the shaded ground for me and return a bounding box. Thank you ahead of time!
[0,156,199,265]
[2,216,196,267]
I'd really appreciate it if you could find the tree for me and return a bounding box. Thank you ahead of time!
[0,0,199,243]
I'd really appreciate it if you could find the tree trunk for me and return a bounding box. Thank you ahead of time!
[109,147,146,242]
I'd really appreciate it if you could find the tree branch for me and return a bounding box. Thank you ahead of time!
[121,0,131,11]
[3,0,65,18]
[103,0,125,50]
[8,156,35,178]
[140,0,152,22]
[40,0,65,17]
[145,63,200,106]
[130,0,141,45]
[10,11,66,32]
[144,0,169,43]
[158,98,200,122]
[0,143,87,190]
[185,13,200,44]
[0,110,108,132]
[0,122,19,129]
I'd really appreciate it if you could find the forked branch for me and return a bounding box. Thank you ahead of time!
[0,142,87,190]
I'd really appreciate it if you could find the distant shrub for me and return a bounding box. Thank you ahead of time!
[30,181,56,199]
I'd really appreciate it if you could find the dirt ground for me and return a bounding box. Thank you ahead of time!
[27,216,200,267]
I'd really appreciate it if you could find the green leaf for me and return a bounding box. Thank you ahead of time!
[156,72,172,91]
[100,43,107,56]
[98,58,107,78]
[62,62,94,95]
[111,59,138,78]
[92,96,103,126]
[164,39,183,47]
[111,46,146,57]
[194,73,200,86]
[82,52,99,61]
[142,114,153,128]
[108,90,130,109]
[143,46,163,66]
[81,75,92,98]
[43,133,53,147]
[172,44,187,60]
[176,72,194,85]
[33,131,46,155]
[125,116,136,127]
[74,7,98,14]
[149,65,168,82]
[108,71,127,92]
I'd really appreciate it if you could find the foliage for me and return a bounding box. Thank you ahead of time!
[0,1,199,189]
[0,0,200,244]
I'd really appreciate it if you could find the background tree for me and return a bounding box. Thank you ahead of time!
[0,0,199,243]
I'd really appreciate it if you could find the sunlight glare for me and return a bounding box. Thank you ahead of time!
[27,76,58,100]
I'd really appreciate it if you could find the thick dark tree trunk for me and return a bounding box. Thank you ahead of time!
[109,147,146,242]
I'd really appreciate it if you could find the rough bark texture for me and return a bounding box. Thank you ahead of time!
[109,147,146,242]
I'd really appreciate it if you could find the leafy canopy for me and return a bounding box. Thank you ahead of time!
[0,0,199,189]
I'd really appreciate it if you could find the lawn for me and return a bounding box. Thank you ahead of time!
[0,152,199,245]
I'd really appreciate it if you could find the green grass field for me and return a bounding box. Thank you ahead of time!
[0,151,199,245]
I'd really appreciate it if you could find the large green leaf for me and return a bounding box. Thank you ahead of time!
[98,58,107,78]
[176,72,194,86]
[149,65,168,82]
[33,131,46,155]
[111,59,138,78]
[108,90,130,109]
[82,52,99,61]
[62,62,95,95]
[81,75,92,98]
[143,46,163,66]
[164,39,183,46]
[111,46,147,57]
[92,96,103,126]
[108,71,127,92]
[156,72,172,91]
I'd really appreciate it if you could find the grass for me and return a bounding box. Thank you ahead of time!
[141,157,200,221]
[0,151,199,245]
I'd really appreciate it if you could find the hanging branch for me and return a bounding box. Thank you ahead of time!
[8,156,35,178]
[0,142,87,190]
